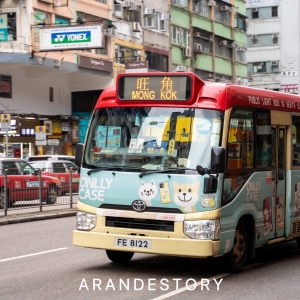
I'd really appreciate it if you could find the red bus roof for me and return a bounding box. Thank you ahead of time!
[95,72,300,113]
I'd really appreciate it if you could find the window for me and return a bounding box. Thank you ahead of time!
[236,48,246,63]
[193,32,212,54]
[55,16,70,25]
[192,0,210,18]
[96,0,106,3]
[0,13,16,41]
[292,115,300,166]
[272,6,278,17]
[172,26,181,45]
[215,3,231,25]
[172,26,190,46]
[123,6,141,22]
[172,0,188,8]
[215,37,232,59]
[234,13,247,32]
[144,13,166,31]
[115,45,142,64]
[272,33,278,45]
[253,62,266,73]
[252,8,259,19]
[252,35,259,46]
[146,51,168,72]
[34,10,50,42]
[271,61,279,73]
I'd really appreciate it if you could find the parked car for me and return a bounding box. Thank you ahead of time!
[27,155,75,163]
[28,160,79,195]
[0,158,62,209]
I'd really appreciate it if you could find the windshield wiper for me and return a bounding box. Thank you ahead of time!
[87,166,141,175]
[139,167,196,178]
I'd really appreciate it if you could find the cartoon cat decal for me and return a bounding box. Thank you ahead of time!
[173,181,200,212]
[138,180,158,206]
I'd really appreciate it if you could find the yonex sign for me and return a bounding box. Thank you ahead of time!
[52,31,91,44]
[39,25,103,51]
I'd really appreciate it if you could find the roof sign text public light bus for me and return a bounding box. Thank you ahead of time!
[118,75,192,101]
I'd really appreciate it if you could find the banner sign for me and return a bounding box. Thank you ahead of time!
[39,25,103,51]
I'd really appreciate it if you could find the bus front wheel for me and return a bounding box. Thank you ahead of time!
[106,250,134,263]
[227,221,248,273]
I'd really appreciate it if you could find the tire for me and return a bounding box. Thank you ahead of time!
[46,185,58,204]
[227,221,248,273]
[106,250,134,263]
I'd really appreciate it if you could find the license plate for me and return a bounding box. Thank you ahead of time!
[114,238,152,249]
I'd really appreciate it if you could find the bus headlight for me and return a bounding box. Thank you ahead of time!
[76,211,97,231]
[184,219,220,240]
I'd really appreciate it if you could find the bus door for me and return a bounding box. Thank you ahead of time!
[271,125,286,238]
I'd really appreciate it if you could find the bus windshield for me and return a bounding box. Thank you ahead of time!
[84,107,222,172]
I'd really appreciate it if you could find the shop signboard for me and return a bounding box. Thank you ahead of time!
[35,140,47,146]
[39,25,103,51]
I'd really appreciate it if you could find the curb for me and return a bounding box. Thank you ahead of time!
[0,209,77,226]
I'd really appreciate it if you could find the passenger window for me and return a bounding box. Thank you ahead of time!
[3,162,19,175]
[53,163,66,173]
[256,109,272,168]
[227,110,254,169]
[292,115,300,166]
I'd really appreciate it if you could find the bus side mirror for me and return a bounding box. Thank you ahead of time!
[211,146,225,174]
[75,143,84,167]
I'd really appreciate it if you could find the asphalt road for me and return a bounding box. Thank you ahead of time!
[1,217,300,300]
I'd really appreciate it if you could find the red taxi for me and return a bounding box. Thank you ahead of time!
[28,160,80,195]
[0,158,61,208]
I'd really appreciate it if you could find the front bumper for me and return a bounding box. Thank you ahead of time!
[73,230,220,258]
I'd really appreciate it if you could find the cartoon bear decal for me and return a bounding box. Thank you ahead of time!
[138,180,157,206]
[173,181,200,212]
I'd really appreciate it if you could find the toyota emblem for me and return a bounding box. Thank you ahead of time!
[132,200,147,212]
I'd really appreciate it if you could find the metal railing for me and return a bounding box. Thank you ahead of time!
[0,167,78,216]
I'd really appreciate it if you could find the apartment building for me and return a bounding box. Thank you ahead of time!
[246,0,299,94]
[170,0,248,84]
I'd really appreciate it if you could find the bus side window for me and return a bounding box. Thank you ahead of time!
[292,115,300,167]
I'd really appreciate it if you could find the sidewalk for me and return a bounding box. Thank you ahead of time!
[0,206,77,226]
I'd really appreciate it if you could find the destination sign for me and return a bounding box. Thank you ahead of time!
[118,75,192,101]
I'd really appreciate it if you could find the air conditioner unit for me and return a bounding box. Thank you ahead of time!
[193,32,201,38]
[161,13,171,20]
[130,4,139,11]
[271,60,279,66]
[176,65,188,72]
[208,1,216,6]
[104,28,115,36]
[231,43,237,48]
[252,35,258,40]
[221,6,231,12]
[123,1,132,8]
[219,40,228,46]
[114,4,123,18]
[144,8,156,15]
[208,73,213,78]
[272,33,279,38]
[182,46,191,57]
[194,43,203,53]
[252,7,258,12]
[132,22,141,32]
[240,47,246,52]
[237,80,242,85]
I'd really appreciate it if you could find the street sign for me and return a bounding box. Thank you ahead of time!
[35,126,47,141]
[48,139,60,146]
[1,113,11,130]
